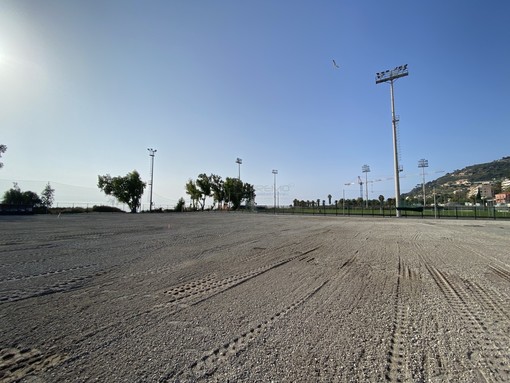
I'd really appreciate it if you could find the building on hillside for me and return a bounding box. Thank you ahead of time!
[502,178,510,191]
[468,183,493,199]
[495,192,510,205]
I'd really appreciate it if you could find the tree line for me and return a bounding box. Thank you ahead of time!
[2,182,55,210]
[185,173,255,211]
[292,195,394,208]
[95,171,256,213]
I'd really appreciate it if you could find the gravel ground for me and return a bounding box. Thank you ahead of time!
[1,213,509,382]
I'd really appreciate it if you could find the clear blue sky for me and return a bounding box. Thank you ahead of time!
[1,0,509,208]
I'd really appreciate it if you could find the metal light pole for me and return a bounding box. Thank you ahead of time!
[362,164,370,208]
[147,148,157,212]
[236,158,242,180]
[418,158,429,206]
[272,169,278,214]
[376,65,409,217]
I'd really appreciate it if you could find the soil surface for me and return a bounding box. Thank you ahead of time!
[1,213,509,382]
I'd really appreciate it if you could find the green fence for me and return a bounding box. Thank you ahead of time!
[258,205,510,220]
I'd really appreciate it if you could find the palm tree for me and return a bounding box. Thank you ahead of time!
[327,194,332,205]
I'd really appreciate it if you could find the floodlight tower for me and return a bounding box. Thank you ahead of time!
[147,148,157,212]
[376,64,409,217]
[272,169,278,214]
[362,164,370,208]
[236,158,242,180]
[418,158,429,206]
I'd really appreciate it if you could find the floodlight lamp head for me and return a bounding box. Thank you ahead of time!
[375,64,409,84]
[418,159,429,168]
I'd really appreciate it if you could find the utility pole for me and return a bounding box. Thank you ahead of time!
[147,148,157,212]
[376,65,409,217]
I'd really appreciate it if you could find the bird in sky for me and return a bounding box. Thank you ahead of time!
[332,59,339,69]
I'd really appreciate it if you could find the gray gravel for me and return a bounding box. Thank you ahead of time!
[1,213,509,382]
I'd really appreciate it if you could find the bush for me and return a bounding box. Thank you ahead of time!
[175,197,186,212]
[92,205,125,213]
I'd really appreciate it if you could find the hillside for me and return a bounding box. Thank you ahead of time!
[402,156,510,203]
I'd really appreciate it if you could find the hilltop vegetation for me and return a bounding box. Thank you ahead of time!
[403,156,510,204]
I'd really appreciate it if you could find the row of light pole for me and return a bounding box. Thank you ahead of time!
[146,66,408,216]
[236,157,279,213]
[355,158,429,208]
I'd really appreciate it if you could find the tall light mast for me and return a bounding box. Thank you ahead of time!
[272,169,278,214]
[418,158,429,206]
[147,148,157,212]
[376,64,409,217]
[362,164,370,208]
[236,158,242,180]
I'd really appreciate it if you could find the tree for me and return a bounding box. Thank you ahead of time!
[223,177,255,210]
[98,170,146,213]
[175,197,185,212]
[327,194,332,205]
[2,183,41,206]
[224,177,244,210]
[196,173,211,210]
[244,182,256,207]
[185,179,201,210]
[0,144,6,169]
[41,182,55,210]
[209,174,225,209]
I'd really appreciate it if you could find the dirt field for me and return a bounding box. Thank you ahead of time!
[1,213,509,382]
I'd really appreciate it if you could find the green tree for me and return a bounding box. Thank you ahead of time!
[244,182,256,207]
[196,173,211,210]
[0,144,6,169]
[175,197,186,212]
[2,183,41,206]
[98,170,146,213]
[41,182,55,210]
[185,179,201,210]
[223,177,255,210]
[224,177,243,210]
[209,174,225,209]
[327,194,332,205]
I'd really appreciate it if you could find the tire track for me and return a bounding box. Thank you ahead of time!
[157,247,321,310]
[66,247,322,362]
[0,346,66,383]
[0,264,97,282]
[0,271,107,303]
[162,280,329,382]
[385,256,414,382]
[488,264,510,284]
[426,264,510,381]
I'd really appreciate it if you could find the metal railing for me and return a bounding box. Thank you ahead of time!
[257,205,510,220]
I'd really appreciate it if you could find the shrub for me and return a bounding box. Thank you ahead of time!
[92,205,124,213]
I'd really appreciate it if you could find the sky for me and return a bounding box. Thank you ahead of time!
[1,0,509,209]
